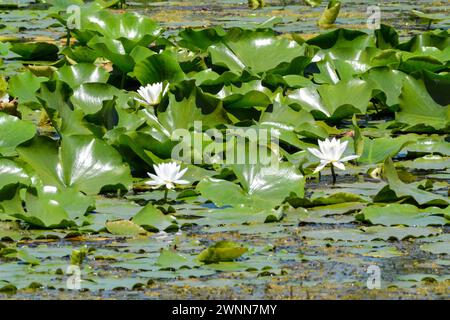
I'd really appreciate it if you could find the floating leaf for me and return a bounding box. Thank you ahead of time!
[157,249,197,269]
[358,204,449,226]
[105,220,146,236]
[197,241,248,264]
[302,226,441,241]
[132,203,177,232]
[379,158,449,206]
[358,136,413,164]
[197,163,304,209]
[420,242,449,255]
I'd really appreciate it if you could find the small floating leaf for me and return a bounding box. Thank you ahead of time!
[198,241,248,264]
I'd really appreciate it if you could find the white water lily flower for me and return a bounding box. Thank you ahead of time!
[308,137,359,173]
[146,162,189,189]
[0,93,9,103]
[135,82,169,106]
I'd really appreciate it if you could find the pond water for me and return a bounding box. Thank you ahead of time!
[1,0,449,42]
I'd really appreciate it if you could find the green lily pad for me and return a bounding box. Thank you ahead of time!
[132,203,177,232]
[302,226,441,241]
[105,220,146,236]
[358,204,449,227]
[197,241,248,264]
[17,135,132,195]
[157,249,198,269]
[378,158,449,206]
[397,76,449,130]
[56,63,110,89]
[420,242,449,255]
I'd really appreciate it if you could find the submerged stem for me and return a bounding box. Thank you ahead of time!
[330,165,336,184]
[120,73,126,89]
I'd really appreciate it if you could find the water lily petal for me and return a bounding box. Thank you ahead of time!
[175,167,188,180]
[174,179,189,185]
[313,160,329,173]
[308,147,324,159]
[332,161,345,170]
[340,155,359,162]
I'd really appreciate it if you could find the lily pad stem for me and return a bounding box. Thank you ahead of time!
[120,73,126,89]
[330,165,337,184]
[163,188,169,203]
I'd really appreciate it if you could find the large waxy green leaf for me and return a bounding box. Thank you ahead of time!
[197,241,247,264]
[260,98,314,126]
[358,204,449,226]
[0,159,30,191]
[133,51,185,85]
[70,83,120,115]
[197,178,253,208]
[87,36,136,74]
[358,135,413,164]
[17,135,132,195]
[10,184,94,228]
[131,203,177,232]
[10,42,58,61]
[13,191,71,228]
[0,113,35,155]
[314,48,378,80]
[397,76,449,130]
[70,12,161,74]
[197,163,304,209]
[209,31,305,74]
[364,68,406,107]
[8,71,47,104]
[220,80,273,109]
[178,27,226,51]
[80,11,161,51]
[379,158,449,206]
[307,28,374,50]
[319,78,372,117]
[37,80,92,136]
[259,99,324,141]
[158,92,228,132]
[56,63,110,89]
[375,24,399,49]
[233,163,304,201]
[288,78,372,118]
